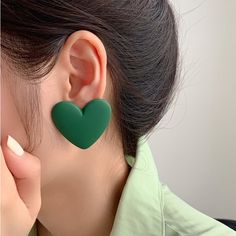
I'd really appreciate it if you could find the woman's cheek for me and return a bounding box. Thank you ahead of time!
[1,82,28,149]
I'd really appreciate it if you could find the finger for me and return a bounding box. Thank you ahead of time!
[1,135,42,219]
[1,145,19,200]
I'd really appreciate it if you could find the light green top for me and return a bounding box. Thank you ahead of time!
[29,136,236,236]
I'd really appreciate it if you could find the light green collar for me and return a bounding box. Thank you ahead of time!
[110,135,164,235]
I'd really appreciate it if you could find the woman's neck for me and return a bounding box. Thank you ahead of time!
[36,140,131,236]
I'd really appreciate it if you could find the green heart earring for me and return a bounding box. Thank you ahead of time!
[51,99,112,149]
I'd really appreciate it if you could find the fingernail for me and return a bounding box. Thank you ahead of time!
[7,135,24,156]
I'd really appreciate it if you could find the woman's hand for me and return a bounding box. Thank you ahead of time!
[1,135,41,236]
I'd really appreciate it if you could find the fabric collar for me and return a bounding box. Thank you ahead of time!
[110,135,164,236]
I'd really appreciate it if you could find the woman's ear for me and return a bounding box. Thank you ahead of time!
[59,30,107,109]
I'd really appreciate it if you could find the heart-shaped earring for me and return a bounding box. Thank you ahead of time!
[51,99,112,149]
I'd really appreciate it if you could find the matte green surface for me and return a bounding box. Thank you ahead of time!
[51,99,111,149]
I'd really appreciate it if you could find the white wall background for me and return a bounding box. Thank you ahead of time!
[149,0,236,219]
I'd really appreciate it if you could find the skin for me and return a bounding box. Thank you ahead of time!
[1,30,131,236]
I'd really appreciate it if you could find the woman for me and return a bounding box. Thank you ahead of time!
[1,0,235,235]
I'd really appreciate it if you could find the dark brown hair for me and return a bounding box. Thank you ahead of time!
[1,0,179,157]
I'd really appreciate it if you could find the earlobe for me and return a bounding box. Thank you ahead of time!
[61,30,107,109]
